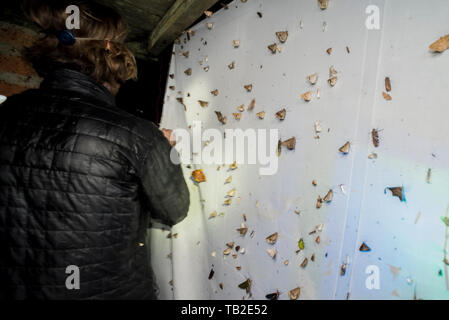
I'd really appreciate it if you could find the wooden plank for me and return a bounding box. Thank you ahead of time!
[148,0,219,56]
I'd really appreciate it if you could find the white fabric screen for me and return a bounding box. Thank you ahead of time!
[150,0,449,300]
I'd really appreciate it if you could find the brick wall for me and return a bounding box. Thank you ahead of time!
[0,21,42,97]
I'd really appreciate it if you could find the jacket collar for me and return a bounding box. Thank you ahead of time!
[40,68,116,107]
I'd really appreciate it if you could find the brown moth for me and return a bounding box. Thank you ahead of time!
[204,10,213,17]
[215,111,227,124]
[276,31,288,43]
[323,189,333,202]
[268,43,278,54]
[382,92,392,101]
[184,68,192,76]
[237,104,245,112]
[210,90,219,97]
[307,73,319,85]
[226,188,236,197]
[191,169,206,183]
[198,100,209,108]
[326,47,332,55]
[387,187,404,201]
[244,84,253,92]
[346,46,350,53]
[233,113,242,120]
[169,73,174,79]
[238,279,251,293]
[223,247,231,255]
[237,226,248,236]
[318,0,329,10]
[229,161,238,170]
[223,199,232,206]
[316,195,323,209]
[359,242,371,252]
[182,51,189,58]
[328,76,338,87]
[429,34,449,52]
[301,91,312,102]
[372,129,379,147]
[266,232,278,244]
[232,40,240,48]
[247,99,256,111]
[206,22,213,30]
[169,86,175,90]
[300,258,308,268]
[275,108,286,120]
[228,61,235,69]
[288,287,301,300]
[339,141,350,154]
[266,248,277,259]
[281,137,296,150]
[315,236,321,244]
[385,77,391,92]
[256,111,265,119]
[226,242,235,248]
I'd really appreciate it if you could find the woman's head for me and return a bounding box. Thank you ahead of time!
[24,0,137,95]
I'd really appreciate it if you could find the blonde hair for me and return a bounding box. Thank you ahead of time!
[24,0,137,87]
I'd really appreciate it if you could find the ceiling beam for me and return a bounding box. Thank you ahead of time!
[148,0,219,56]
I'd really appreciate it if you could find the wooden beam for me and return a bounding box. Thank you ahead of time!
[148,0,219,56]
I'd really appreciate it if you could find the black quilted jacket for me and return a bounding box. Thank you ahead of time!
[0,68,190,299]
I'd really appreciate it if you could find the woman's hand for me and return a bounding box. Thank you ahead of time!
[161,128,176,146]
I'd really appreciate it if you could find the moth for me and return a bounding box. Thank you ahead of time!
[247,99,255,111]
[211,89,219,96]
[359,242,371,252]
[385,77,391,92]
[340,263,347,276]
[184,68,192,76]
[226,188,236,197]
[312,179,318,186]
[311,253,315,261]
[238,279,251,293]
[206,22,213,30]
[244,84,253,92]
[257,12,263,18]
[237,226,248,236]
[237,104,245,112]
[203,66,209,72]
[288,287,300,300]
[233,113,242,120]
[346,46,350,53]
[208,268,214,279]
[368,152,377,159]
[225,176,232,184]
[223,247,231,255]
[328,76,338,87]
[329,66,338,77]
[326,47,332,55]
[386,186,405,202]
[314,121,322,134]
[265,291,279,300]
[169,73,174,79]
[429,34,449,52]
[266,232,278,244]
[339,141,350,154]
[276,31,288,43]
[318,0,329,10]
[301,91,312,102]
[215,111,227,124]
[228,61,235,69]
[382,92,392,101]
[232,40,240,48]
[229,161,238,170]
[256,111,265,119]
[223,199,232,206]
[219,283,224,290]
[191,169,206,183]
[176,98,186,111]
[316,196,323,209]
[169,86,175,90]
[226,242,235,248]
[281,137,296,150]
[266,248,277,259]
[209,211,217,219]
[275,108,286,120]
[307,73,319,85]
[371,128,379,147]
[182,51,189,58]
[300,257,308,268]
[323,189,333,202]
[268,43,278,54]
[277,140,282,157]
[198,100,209,108]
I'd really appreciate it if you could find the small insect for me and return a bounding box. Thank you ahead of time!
[237,104,245,112]
[288,287,300,300]
[265,290,280,300]
[182,51,189,58]
[316,195,323,209]
[229,161,238,170]
[346,46,350,53]
[300,257,308,268]
[211,89,219,96]
[386,186,405,202]
[226,188,236,197]
[275,108,286,120]
[257,12,263,18]
[328,76,338,87]
[429,34,449,53]
[281,137,296,150]
[247,99,255,111]
[326,47,332,55]
[215,111,227,124]
[191,169,206,183]
[315,236,321,244]
[323,189,333,202]
[208,268,214,279]
[256,111,265,119]
[266,248,277,259]
[184,68,192,76]
[385,77,391,92]
[359,242,371,252]
[238,279,251,293]
[233,113,242,120]
[204,10,213,17]
[371,128,379,147]
[382,91,392,101]
[268,43,278,54]
[223,247,231,255]
[298,238,305,251]
[426,168,432,184]
[266,232,278,244]
[232,40,240,48]
[198,100,209,108]
[237,226,248,236]
[301,91,312,102]
[318,0,329,10]
[276,31,288,43]
[206,22,213,30]
[244,84,253,92]
[307,73,319,85]
[339,141,350,154]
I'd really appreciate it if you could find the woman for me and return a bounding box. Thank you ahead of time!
[0,0,189,299]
